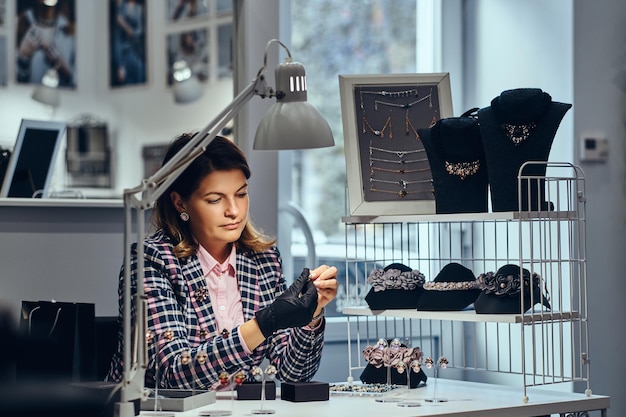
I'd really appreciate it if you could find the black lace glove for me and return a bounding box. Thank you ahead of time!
[255,268,319,338]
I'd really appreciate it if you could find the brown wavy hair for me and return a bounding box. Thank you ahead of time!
[152,133,276,259]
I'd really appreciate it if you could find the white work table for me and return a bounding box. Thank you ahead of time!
[146,379,609,417]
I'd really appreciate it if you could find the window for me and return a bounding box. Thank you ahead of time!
[278,0,441,316]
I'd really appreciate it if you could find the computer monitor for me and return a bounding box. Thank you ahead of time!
[0,119,66,198]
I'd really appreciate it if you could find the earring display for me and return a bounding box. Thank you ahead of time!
[359,337,427,400]
[199,370,246,417]
[424,356,449,403]
[143,329,176,417]
[141,330,217,414]
[251,365,277,415]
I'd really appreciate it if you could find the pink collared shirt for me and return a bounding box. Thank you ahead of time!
[196,244,252,354]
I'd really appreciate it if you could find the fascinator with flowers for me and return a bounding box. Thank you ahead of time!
[365,263,425,310]
[474,264,551,314]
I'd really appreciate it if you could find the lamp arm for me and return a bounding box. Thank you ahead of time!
[116,72,271,416]
[125,73,270,210]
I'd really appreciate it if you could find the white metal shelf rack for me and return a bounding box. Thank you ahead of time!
[341,162,591,403]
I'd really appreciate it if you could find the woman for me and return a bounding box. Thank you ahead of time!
[106,133,338,389]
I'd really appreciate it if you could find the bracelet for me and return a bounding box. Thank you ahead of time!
[310,308,325,323]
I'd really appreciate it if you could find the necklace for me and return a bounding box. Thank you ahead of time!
[370,145,425,158]
[370,156,429,165]
[360,87,419,100]
[370,165,430,175]
[374,92,432,140]
[501,122,537,145]
[444,160,481,179]
[370,177,432,189]
[373,93,432,110]
[369,187,435,199]
[362,115,393,139]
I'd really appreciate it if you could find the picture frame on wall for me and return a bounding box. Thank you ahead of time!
[109,0,147,88]
[166,28,208,86]
[15,0,77,88]
[339,73,453,216]
[0,0,5,27]
[166,0,209,22]
[217,22,233,79]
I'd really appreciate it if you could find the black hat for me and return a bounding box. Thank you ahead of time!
[365,263,425,310]
[415,263,480,311]
[474,264,552,314]
[419,109,489,214]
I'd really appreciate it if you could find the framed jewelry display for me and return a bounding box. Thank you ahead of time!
[339,73,453,216]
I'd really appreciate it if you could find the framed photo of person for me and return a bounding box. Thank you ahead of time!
[166,28,208,86]
[166,0,209,22]
[109,0,147,88]
[15,0,77,88]
[217,22,233,79]
[339,73,453,216]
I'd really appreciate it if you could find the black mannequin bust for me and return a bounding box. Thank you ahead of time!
[420,111,488,214]
[478,88,571,212]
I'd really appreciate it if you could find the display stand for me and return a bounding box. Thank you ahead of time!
[341,162,595,410]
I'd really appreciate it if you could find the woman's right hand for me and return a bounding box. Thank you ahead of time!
[254,268,318,338]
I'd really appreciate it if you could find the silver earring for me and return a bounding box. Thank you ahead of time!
[180,212,190,222]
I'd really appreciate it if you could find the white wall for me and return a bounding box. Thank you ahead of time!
[573,0,626,415]
[0,1,234,197]
[464,0,574,163]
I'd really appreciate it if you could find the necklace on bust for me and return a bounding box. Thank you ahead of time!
[501,122,537,146]
[444,160,480,180]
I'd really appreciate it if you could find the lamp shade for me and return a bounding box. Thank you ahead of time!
[172,60,203,104]
[31,68,60,107]
[254,59,334,150]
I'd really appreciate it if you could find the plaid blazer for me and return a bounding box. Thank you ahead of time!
[106,230,325,389]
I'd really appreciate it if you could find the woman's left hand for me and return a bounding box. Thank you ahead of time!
[309,265,339,311]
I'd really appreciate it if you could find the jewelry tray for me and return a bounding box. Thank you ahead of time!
[329,382,404,397]
[142,389,217,412]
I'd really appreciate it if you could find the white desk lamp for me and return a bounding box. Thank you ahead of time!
[31,68,61,108]
[115,39,334,417]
